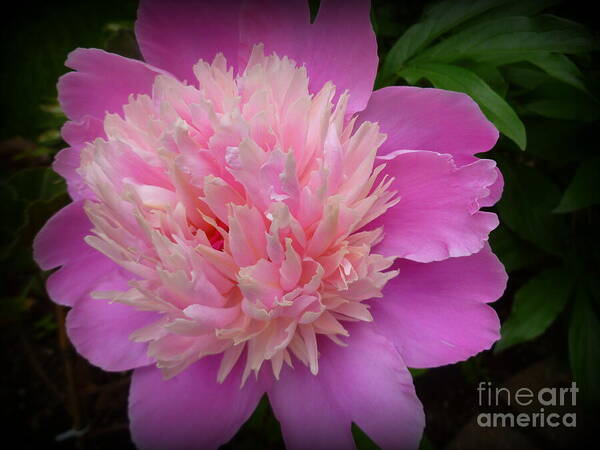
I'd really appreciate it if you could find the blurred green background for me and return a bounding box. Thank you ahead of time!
[1,0,599,449]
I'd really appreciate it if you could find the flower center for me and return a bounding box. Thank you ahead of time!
[81,44,398,383]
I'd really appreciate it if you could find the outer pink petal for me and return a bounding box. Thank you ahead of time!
[33,201,92,271]
[61,114,105,147]
[309,0,377,113]
[239,0,312,70]
[35,201,156,370]
[372,245,507,368]
[53,148,87,201]
[135,0,242,82]
[34,200,115,306]
[480,167,503,207]
[46,249,115,307]
[54,116,104,201]
[268,363,355,450]
[240,0,377,113]
[374,150,499,263]
[269,325,424,450]
[358,86,502,204]
[359,86,498,157]
[58,48,165,121]
[66,270,158,371]
[129,355,267,450]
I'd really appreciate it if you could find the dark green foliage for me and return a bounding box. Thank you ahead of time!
[377,0,600,416]
[495,268,573,351]
[0,0,138,140]
[378,0,598,149]
[569,288,600,407]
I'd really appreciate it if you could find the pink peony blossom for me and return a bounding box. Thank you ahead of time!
[34,1,507,449]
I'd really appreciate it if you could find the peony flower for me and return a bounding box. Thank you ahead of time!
[34,0,507,449]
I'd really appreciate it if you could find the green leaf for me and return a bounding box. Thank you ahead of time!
[34,313,59,338]
[496,268,573,352]
[496,155,567,254]
[488,225,543,272]
[8,167,66,202]
[523,98,598,121]
[414,15,596,66]
[409,368,428,378]
[398,63,526,149]
[502,66,549,90]
[370,3,405,39]
[461,0,559,24]
[555,156,600,213]
[569,289,600,406]
[528,53,588,92]
[463,62,509,97]
[352,423,379,450]
[520,81,600,121]
[379,0,512,83]
[419,435,436,450]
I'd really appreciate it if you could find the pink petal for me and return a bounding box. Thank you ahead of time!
[33,201,92,271]
[129,355,267,450]
[479,167,504,207]
[372,245,506,368]
[54,116,105,200]
[239,0,311,68]
[240,0,377,113]
[359,86,498,157]
[358,86,502,204]
[135,0,242,82]
[374,150,499,262]
[53,147,88,201]
[268,363,354,450]
[269,325,424,449]
[61,115,105,147]
[308,0,377,113]
[34,201,120,307]
[46,250,115,307]
[66,270,159,371]
[58,48,165,121]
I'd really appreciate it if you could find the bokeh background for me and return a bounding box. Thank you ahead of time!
[1,0,599,449]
